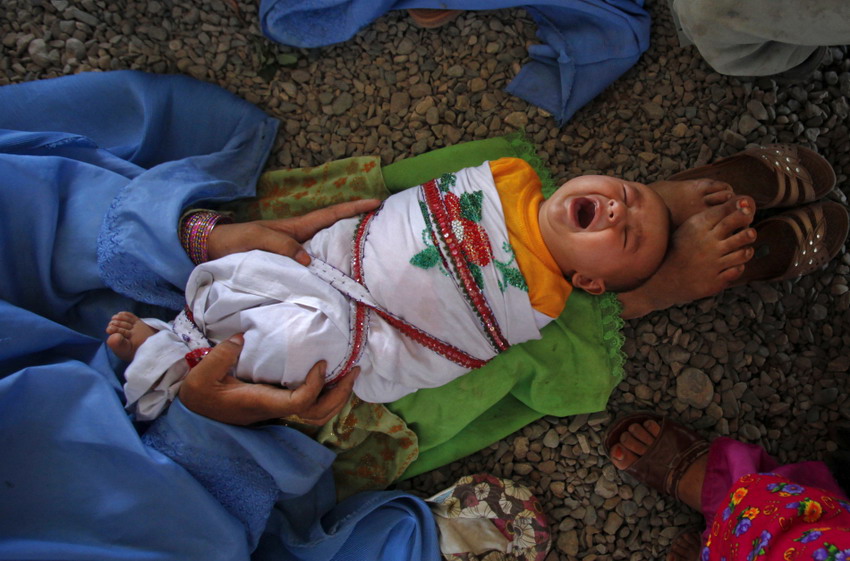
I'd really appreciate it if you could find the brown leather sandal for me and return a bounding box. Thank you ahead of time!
[604,412,709,502]
[734,200,849,285]
[669,144,836,209]
[407,8,462,28]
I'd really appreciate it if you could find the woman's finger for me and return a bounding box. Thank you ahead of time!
[284,199,382,240]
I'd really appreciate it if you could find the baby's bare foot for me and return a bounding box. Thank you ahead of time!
[608,418,707,511]
[105,311,156,362]
[649,178,734,227]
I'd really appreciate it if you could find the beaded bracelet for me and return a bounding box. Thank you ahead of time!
[179,210,234,265]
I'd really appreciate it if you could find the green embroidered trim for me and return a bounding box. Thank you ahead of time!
[599,292,626,383]
[411,200,448,275]
[418,200,432,229]
[494,242,528,293]
[505,130,558,198]
[438,172,456,192]
[410,245,441,269]
[459,191,483,222]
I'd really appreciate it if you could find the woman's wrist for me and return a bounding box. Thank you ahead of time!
[179,210,234,264]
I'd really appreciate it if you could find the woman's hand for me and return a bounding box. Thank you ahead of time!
[178,334,358,425]
[207,199,381,264]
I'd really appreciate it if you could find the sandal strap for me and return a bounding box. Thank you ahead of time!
[664,438,711,502]
[765,203,830,280]
[745,144,816,207]
[617,415,710,501]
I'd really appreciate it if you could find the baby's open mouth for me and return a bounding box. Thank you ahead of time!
[574,197,596,229]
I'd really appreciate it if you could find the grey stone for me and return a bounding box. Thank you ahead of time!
[557,530,580,556]
[747,99,769,120]
[504,111,528,129]
[676,368,714,409]
[27,38,51,67]
[389,92,410,114]
[331,92,353,115]
[642,101,664,120]
[604,512,624,534]
[543,429,560,448]
[738,114,760,135]
[68,7,99,26]
[594,477,618,499]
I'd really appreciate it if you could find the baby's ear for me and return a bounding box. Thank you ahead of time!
[572,273,606,295]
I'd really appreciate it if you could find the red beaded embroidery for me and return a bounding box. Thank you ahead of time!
[349,209,486,372]
[421,179,509,352]
[324,213,375,384]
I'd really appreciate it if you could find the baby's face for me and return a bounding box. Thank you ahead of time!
[538,175,670,293]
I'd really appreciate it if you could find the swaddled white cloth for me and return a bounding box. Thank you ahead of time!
[124,162,543,420]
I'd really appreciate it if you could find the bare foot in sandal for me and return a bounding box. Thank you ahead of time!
[105,311,156,362]
[649,178,734,227]
[606,415,709,512]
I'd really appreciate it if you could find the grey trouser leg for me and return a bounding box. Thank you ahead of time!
[672,0,850,76]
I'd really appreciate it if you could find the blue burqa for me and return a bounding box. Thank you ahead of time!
[0,71,439,561]
[259,0,650,125]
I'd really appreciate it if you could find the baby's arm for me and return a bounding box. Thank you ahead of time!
[618,195,756,319]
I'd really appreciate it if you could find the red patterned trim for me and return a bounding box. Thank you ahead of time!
[370,306,486,370]
[421,179,509,352]
[339,209,486,375]
[324,212,375,385]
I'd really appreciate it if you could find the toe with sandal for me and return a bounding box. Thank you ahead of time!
[604,412,710,504]
[605,413,710,561]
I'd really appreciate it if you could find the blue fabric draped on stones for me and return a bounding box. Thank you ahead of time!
[0,71,439,561]
[0,70,278,336]
[258,0,650,125]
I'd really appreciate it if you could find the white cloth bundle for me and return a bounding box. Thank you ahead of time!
[124,162,542,420]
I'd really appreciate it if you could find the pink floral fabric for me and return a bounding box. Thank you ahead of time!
[703,473,850,561]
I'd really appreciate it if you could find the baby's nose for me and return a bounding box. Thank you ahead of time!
[606,199,624,224]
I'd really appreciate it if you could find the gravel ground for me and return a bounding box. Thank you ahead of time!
[4,1,850,559]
